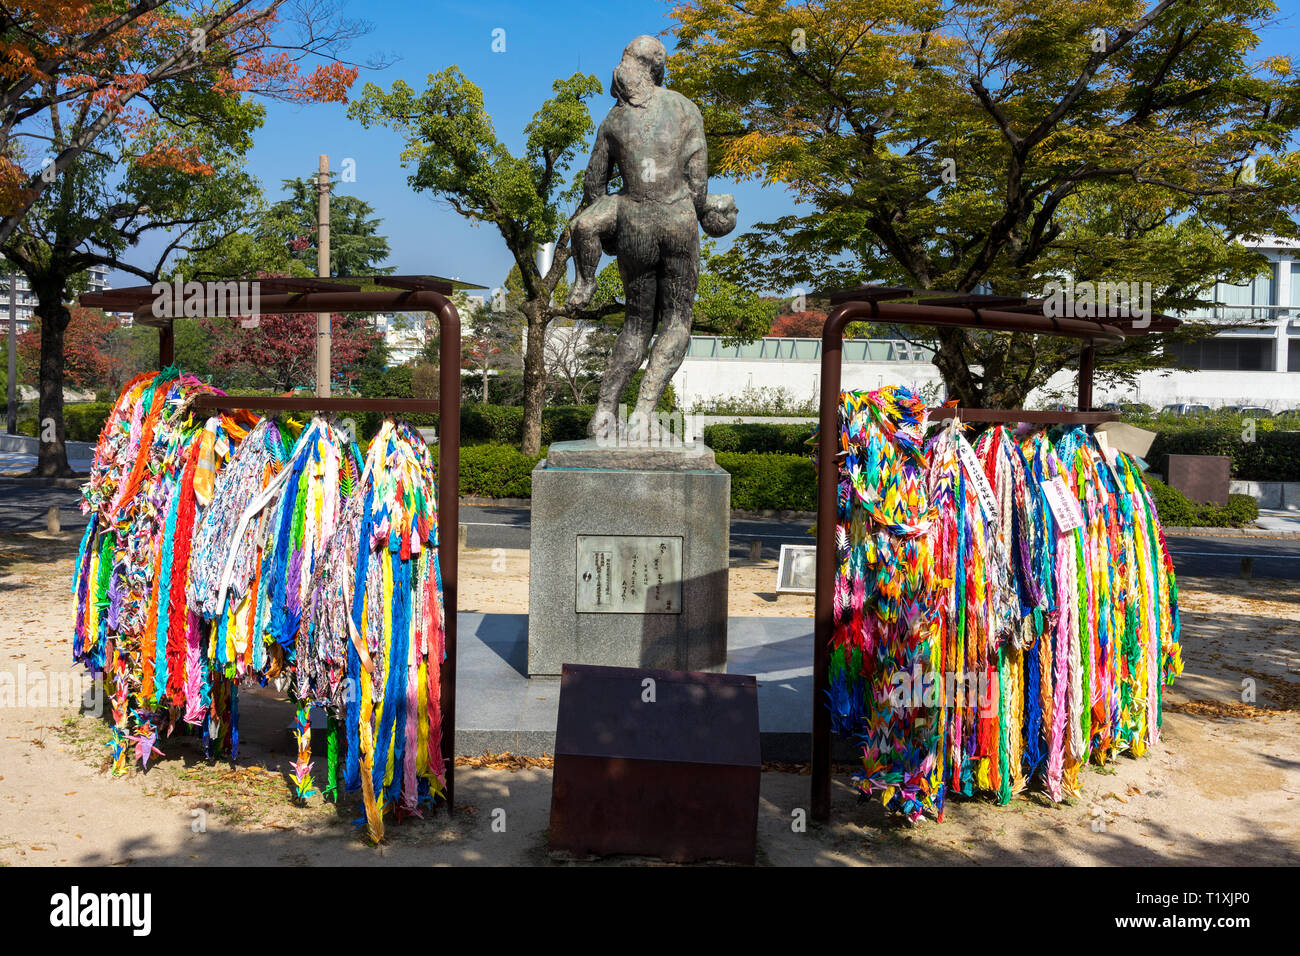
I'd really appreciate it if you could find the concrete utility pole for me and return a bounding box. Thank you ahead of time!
[316,154,331,398]
[6,266,16,435]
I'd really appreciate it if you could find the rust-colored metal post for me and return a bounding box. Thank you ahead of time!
[1077,342,1095,411]
[813,300,875,822]
[159,320,174,369]
[316,155,331,398]
[435,296,460,814]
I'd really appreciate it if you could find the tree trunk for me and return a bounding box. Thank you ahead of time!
[33,280,72,477]
[931,328,984,408]
[520,305,548,456]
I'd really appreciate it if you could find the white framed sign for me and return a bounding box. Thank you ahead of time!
[776,543,817,594]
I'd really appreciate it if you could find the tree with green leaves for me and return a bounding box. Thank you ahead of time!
[349,68,619,454]
[669,0,1300,407]
[265,173,395,278]
[0,1,365,246]
[2,88,266,474]
[179,173,395,281]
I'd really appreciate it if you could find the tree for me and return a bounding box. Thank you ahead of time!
[461,297,521,404]
[2,8,366,475]
[202,308,379,392]
[694,245,779,342]
[770,310,828,337]
[3,90,265,474]
[669,0,1300,407]
[17,306,125,392]
[582,243,775,344]
[544,321,597,404]
[0,329,27,404]
[263,173,395,277]
[0,0,365,245]
[349,68,618,454]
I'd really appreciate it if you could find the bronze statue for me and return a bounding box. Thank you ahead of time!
[567,34,736,440]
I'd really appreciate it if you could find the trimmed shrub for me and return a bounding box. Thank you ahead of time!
[704,422,814,455]
[620,370,676,411]
[1143,477,1259,528]
[458,444,543,498]
[689,384,818,417]
[18,402,112,442]
[460,403,524,444]
[716,451,816,511]
[66,403,113,442]
[460,404,594,445]
[455,445,819,509]
[1125,415,1300,482]
[356,364,415,400]
[541,405,592,444]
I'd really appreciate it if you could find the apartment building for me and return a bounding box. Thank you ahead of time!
[2,264,113,332]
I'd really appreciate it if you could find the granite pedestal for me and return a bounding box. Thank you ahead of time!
[527,439,730,676]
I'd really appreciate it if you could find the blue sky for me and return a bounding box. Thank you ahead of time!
[111,0,1300,294]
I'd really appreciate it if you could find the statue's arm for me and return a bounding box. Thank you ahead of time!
[682,100,709,219]
[584,121,613,205]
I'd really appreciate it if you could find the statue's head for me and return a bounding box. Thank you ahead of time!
[612,35,666,106]
[700,193,738,238]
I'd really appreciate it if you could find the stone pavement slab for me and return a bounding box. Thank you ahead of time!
[456,611,856,761]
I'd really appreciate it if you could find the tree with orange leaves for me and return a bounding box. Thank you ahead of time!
[16,305,127,391]
[1,2,369,475]
[0,0,363,244]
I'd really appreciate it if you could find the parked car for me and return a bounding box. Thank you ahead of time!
[1275,408,1300,429]
[1223,404,1273,418]
[1160,403,1211,416]
[1099,401,1154,416]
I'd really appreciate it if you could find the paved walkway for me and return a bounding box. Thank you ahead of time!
[1257,508,1300,532]
[0,450,92,473]
[453,612,855,761]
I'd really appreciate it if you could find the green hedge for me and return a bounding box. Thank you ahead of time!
[455,445,818,510]
[1143,478,1260,528]
[458,444,543,498]
[703,422,814,455]
[460,404,593,445]
[17,402,113,443]
[715,451,816,511]
[1140,424,1300,483]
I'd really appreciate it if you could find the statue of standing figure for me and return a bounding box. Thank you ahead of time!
[567,35,737,441]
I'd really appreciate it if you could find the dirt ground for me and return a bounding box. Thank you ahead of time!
[2,532,1297,866]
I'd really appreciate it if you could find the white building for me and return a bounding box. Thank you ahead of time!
[368,311,426,366]
[2,264,112,332]
[1072,236,1299,411]
[671,237,1300,413]
[672,336,942,411]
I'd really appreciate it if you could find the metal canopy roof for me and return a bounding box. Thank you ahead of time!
[78,274,488,326]
[822,284,1181,343]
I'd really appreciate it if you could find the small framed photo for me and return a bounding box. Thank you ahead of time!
[776,544,817,594]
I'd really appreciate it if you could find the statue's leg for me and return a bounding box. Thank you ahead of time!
[589,260,655,439]
[567,195,618,310]
[634,210,699,428]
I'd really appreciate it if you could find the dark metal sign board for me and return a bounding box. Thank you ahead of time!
[1167,454,1232,506]
[548,663,760,864]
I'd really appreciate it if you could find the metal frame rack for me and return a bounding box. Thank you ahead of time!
[80,274,476,811]
[809,285,1180,821]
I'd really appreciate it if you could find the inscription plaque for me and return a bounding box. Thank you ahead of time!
[576,535,682,614]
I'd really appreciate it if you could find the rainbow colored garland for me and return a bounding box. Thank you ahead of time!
[829,386,1183,822]
[72,373,448,840]
[73,370,256,771]
[295,419,448,841]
